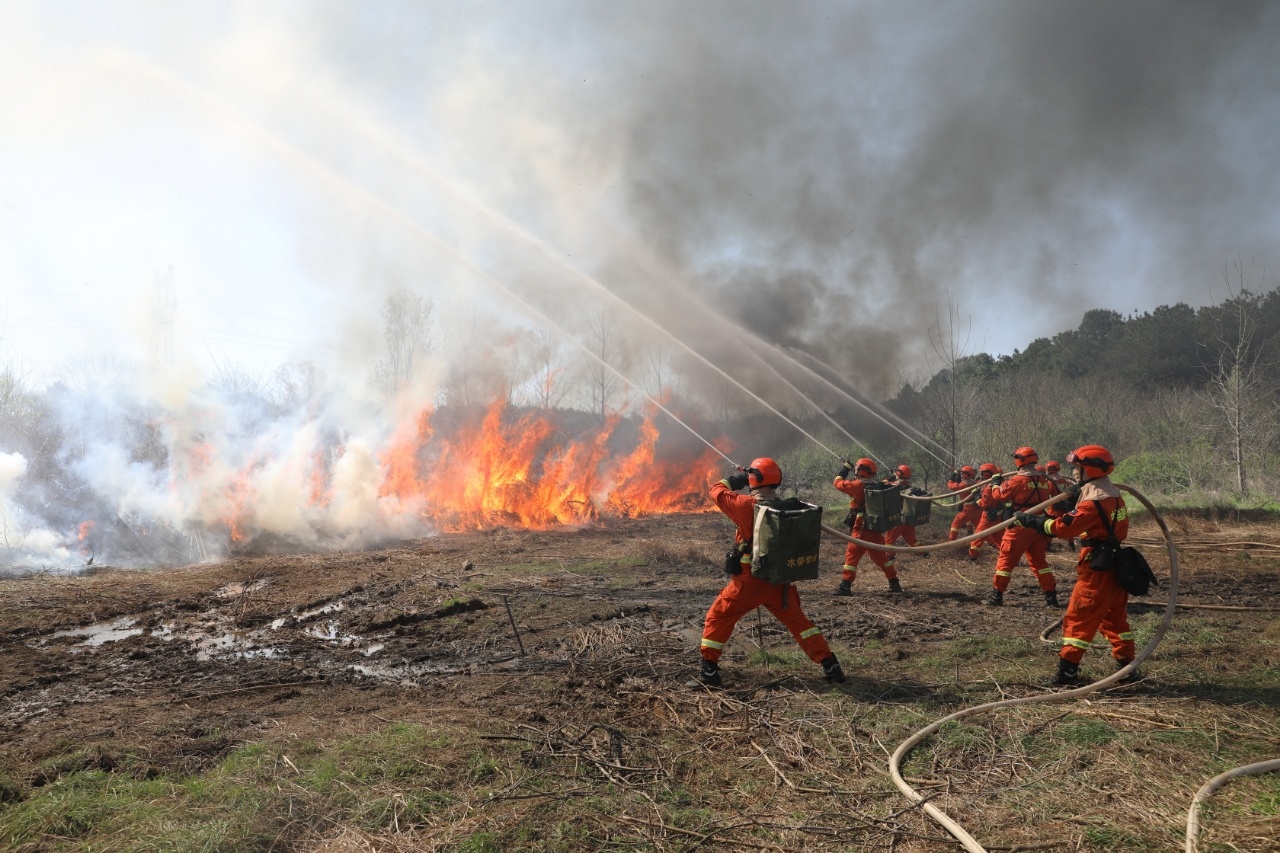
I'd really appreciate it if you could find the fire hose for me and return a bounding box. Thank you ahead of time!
[820,484,1194,851]
[1186,759,1280,853]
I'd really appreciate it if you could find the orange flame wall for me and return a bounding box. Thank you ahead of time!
[378,402,722,531]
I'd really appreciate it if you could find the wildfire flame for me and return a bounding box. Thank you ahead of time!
[92,400,724,558]
[377,402,722,531]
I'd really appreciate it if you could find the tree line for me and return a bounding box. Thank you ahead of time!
[882,263,1279,503]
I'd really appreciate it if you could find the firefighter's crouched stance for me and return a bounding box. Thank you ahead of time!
[832,458,901,595]
[1011,445,1139,687]
[696,458,845,688]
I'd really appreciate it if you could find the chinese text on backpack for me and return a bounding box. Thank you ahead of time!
[1091,499,1159,596]
[751,497,823,584]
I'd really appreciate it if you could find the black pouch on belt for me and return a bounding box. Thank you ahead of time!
[841,509,857,529]
[724,547,744,575]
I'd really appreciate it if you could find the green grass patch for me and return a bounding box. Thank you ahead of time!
[0,723,468,852]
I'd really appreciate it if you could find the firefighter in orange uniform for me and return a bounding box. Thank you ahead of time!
[966,463,1004,561]
[1011,445,1136,686]
[947,465,981,543]
[833,458,902,595]
[884,465,925,551]
[1045,460,1078,550]
[983,447,1062,607]
[697,458,845,688]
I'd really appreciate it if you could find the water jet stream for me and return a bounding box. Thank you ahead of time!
[109,55,740,470]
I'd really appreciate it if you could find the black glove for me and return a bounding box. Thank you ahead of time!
[1014,512,1046,531]
[989,473,1003,486]
[726,472,750,491]
[1060,481,1080,498]
[950,469,960,480]
[837,465,851,479]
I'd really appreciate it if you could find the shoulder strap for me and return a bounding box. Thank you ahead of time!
[1093,499,1117,539]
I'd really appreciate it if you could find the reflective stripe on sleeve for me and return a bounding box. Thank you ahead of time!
[1118,631,1135,641]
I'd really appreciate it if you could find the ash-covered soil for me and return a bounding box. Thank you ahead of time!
[2,511,1279,828]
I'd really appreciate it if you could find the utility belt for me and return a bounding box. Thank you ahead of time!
[984,503,1013,523]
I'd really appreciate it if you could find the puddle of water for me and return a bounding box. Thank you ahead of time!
[362,644,384,656]
[52,618,144,648]
[193,631,286,661]
[295,601,345,621]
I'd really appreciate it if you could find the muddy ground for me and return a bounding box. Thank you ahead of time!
[2,511,1280,850]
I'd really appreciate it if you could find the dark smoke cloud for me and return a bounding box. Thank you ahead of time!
[548,1,1279,391]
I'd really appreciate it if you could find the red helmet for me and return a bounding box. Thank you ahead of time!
[855,457,877,477]
[1066,445,1114,480]
[1035,464,1046,473]
[1013,446,1039,466]
[895,464,912,480]
[959,465,976,478]
[747,457,782,489]
[1046,460,1061,473]
[978,462,998,477]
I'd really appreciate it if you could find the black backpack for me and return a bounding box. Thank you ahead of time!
[862,483,903,533]
[900,487,932,525]
[1091,499,1159,596]
[750,497,824,584]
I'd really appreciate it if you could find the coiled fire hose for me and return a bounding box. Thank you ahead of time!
[821,484,1189,852]
[1186,759,1280,853]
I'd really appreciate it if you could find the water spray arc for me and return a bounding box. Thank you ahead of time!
[138,61,848,470]
[110,57,741,473]
[240,73,937,468]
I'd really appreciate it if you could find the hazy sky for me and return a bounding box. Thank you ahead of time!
[2,0,1278,395]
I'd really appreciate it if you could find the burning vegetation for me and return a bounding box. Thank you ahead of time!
[0,389,723,574]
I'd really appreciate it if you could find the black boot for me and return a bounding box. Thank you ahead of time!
[888,577,903,593]
[821,655,846,683]
[1114,658,1142,684]
[1048,658,1085,687]
[697,659,723,688]
[835,580,853,597]
[983,588,1003,606]
[1043,589,1061,608]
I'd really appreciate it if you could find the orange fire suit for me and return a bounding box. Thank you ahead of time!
[966,478,1003,558]
[989,467,1061,593]
[947,474,981,540]
[884,477,919,547]
[699,480,834,666]
[1049,473,1079,547]
[833,474,897,583]
[1038,479,1133,666]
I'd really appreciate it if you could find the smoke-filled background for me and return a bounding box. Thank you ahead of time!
[1,1,1278,571]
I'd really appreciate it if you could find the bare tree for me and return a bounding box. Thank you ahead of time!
[578,305,632,421]
[922,296,982,466]
[1197,259,1275,496]
[374,288,434,395]
[523,325,574,411]
[641,342,682,403]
